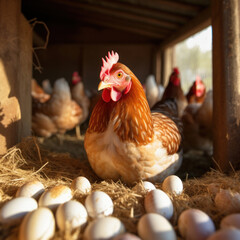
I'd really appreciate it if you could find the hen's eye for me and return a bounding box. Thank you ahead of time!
[117,72,123,79]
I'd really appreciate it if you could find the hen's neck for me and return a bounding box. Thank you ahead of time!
[88,76,153,145]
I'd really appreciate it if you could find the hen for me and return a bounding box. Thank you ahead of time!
[71,71,90,125]
[186,76,206,104]
[145,74,164,108]
[84,51,182,184]
[182,90,213,155]
[32,78,83,138]
[31,79,50,103]
[161,68,188,118]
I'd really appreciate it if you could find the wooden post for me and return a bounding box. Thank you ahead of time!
[161,47,174,87]
[0,0,32,155]
[212,0,240,171]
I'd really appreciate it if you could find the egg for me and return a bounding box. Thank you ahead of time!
[215,189,240,214]
[178,208,215,240]
[133,181,156,193]
[112,233,141,240]
[19,207,55,240]
[162,175,183,195]
[85,191,113,218]
[38,185,72,211]
[71,176,91,194]
[56,200,88,231]
[0,197,38,224]
[206,228,240,240]
[144,189,173,220]
[16,180,45,199]
[220,213,240,229]
[83,216,125,240]
[137,213,176,240]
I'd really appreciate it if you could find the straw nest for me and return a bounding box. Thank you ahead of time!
[0,136,239,239]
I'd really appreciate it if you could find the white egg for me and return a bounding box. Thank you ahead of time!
[112,233,141,240]
[137,213,176,240]
[19,207,55,240]
[207,228,240,240]
[71,176,91,194]
[162,175,183,195]
[133,181,156,193]
[83,216,125,240]
[144,189,173,220]
[85,191,113,218]
[215,189,240,214]
[56,200,88,231]
[0,197,38,224]
[16,180,45,199]
[220,213,240,229]
[178,208,215,240]
[38,185,72,211]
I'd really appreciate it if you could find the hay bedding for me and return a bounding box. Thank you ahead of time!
[0,135,239,239]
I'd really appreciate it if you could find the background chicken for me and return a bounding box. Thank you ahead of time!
[31,79,50,103]
[186,75,206,104]
[145,74,164,108]
[161,67,188,118]
[84,51,182,184]
[71,71,90,136]
[181,90,213,155]
[32,78,83,138]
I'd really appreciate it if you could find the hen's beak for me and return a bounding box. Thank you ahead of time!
[98,81,113,91]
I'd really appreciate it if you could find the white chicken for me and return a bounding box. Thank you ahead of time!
[145,74,164,108]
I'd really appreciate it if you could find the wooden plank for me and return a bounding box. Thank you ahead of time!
[0,1,32,155]
[212,0,240,171]
[159,7,211,49]
[50,0,179,30]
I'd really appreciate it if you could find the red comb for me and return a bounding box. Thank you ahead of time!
[100,51,119,81]
[173,67,179,75]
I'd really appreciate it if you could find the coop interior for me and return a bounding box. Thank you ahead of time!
[1,0,240,239]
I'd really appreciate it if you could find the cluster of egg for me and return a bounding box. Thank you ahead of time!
[1,175,240,240]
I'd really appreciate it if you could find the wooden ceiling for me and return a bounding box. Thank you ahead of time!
[21,0,211,47]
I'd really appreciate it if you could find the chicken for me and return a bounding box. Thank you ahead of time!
[71,71,90,125]
[181,90,213,155]
[31,79,50,103]
[186,76,206,104]
[161,68,188,118]
[145,74,164,108]
[42,79,53,95]
[32,78,83,138]
[84,51,182,184]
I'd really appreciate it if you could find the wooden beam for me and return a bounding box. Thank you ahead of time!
[212,0,240,171]
[159,7,211,49]
[51,0,178,30]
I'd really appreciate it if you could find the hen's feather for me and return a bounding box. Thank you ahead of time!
[85,59,182,184]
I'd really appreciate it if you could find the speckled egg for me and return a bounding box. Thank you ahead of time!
[16,180,45,199]
[137,213,176,240]
[71,176,91,194]
[162,175,183,195]
[83,216,125,240]
[207,228,240,240]
[85,191,113,218]
[56,200,88,231]
[0,197,38,224]
[19,207,55,240]
[144,189,173,220]
[220,213,240,229]
[215,189,240,214]
[38,185,72,211]
[178,208,215,240]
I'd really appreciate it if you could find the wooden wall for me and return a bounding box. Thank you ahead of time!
[0,0,32,155]
[33,43,155,91]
